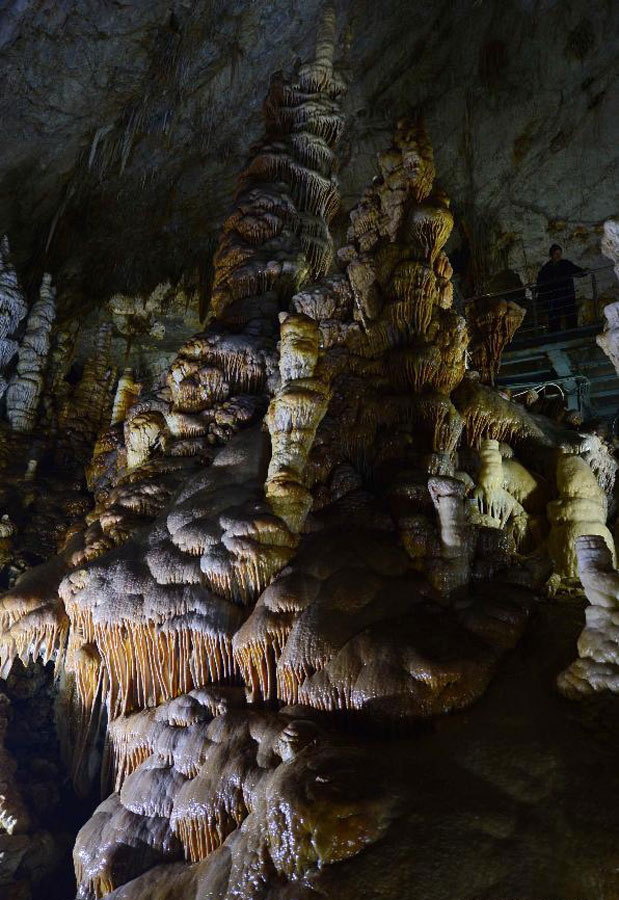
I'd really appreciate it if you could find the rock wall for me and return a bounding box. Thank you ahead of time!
[0,0,617,308]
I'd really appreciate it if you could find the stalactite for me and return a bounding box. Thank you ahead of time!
[470,439,526,528]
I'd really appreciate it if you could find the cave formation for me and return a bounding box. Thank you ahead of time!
[1,2,619,899]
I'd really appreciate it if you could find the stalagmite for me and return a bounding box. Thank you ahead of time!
[596,219,619,375]
[56,323,116,466]
[0,236,28,400]
[6,273,56,433]
[558,535,619,697]
[0,3,347,759]
[265,312,330,531]
[547,452,615,578]
[111,370,142,426]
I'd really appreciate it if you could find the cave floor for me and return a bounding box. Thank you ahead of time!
[313,597,619,900]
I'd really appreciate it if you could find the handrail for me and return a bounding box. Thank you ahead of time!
[454,262,617,342]
[458,262,615,307]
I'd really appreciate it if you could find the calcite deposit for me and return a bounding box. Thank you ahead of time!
[597,219,619,375]
[0,6,619,900]
[6,274,56,434]
[465,295,526,385]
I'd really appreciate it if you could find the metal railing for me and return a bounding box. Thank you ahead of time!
[455,263,617,343]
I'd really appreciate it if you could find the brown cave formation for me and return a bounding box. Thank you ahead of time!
[1,6,619,900]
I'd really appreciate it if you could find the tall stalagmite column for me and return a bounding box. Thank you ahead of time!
[0,5,348,798]
[6,273,55,433]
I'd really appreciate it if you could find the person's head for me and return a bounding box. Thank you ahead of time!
[549,243,562,262]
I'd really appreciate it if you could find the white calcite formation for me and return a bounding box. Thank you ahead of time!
[558,535,619,697]
[0,236,28,401]
[6,273,56,433]
[547,452,615,579]
[596,219,619,375]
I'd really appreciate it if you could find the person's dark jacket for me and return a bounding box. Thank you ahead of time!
[536,258,585,308]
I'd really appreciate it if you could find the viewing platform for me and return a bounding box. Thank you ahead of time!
[457,265,619,424]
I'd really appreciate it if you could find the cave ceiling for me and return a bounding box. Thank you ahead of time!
[1,0,618,314]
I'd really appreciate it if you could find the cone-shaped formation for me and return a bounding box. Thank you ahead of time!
[265,312,331,531]
[111,369,142,427]
[335,118,466,478]
[465,295,526,385]
[56,323,117,466]
[210,3,345,324]
[6,273,56,433]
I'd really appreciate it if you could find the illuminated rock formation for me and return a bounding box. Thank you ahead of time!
[596,218,619,375]
[6,273,56,433]
[547,452,615,579]
[468,439,528,547]
[465,295,526,385]
[233,118,534,724]
[234,523,528,723]
[110,370,141,428]
[0,3,347,769]
[75,695,402,900]
[265,312,330,531]
[210,3,344,325]
[558,535,619,697]
[2,11,619,900]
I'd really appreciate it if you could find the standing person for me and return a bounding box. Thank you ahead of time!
[536,244,586,332]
